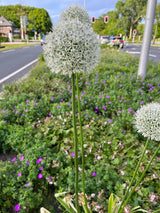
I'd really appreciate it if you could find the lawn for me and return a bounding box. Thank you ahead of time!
[0,42,39,51]
[0,48,160,213]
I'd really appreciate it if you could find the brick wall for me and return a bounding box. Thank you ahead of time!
[0,26,13,37]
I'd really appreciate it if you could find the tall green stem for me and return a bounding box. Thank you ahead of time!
[118,138,150,213]
[119,144,160,213]
[76,73,89,213]
[72,73,80,213]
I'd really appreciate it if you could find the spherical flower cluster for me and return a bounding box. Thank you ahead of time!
[134,102,160,141]
[43,5,100,76]
[60,4,90,24]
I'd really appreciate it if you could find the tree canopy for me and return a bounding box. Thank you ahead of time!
[91,0,160,39]
[0,5,52,34]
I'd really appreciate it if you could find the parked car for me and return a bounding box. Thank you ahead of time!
[108,36,124,48]
[40,35,46,46]
[100,35,110,44]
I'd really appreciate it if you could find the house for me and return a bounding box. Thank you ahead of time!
[0,16,18,38]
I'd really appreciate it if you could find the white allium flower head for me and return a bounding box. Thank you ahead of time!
[134,102,160,141]
[60,4,90,24]
[43,5,100,76]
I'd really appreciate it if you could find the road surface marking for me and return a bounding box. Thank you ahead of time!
[3,49,15,53]
[131,48,136,50]
[127,51,140,54]
[149,54,156,57]
[0,59,38,84]
[126,51,157,58]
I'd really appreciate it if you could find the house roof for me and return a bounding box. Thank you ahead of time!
[0,16,18,28]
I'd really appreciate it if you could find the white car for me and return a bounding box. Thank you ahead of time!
[100,36,109,44]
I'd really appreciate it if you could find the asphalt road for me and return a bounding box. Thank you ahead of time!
[121,43,160,63]
[0,45,42,90]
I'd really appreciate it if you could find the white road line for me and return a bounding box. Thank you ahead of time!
[126,51,157,58]
[3,49,15,53]
[127,51,140,54]
[131,48,136,50]
[0,59,38,84]
[149,54,157,58]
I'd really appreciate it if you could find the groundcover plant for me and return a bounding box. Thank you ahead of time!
[0,8,160,212]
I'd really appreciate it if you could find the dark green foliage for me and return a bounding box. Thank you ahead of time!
[0,5,52,34]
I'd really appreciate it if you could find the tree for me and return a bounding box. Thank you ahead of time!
[153,2,160,44]
[0,5,52,34]
[115,0,147,39]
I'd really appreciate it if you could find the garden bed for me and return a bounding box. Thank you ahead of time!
[0,49,160,212]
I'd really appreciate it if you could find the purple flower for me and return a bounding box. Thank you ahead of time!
[141,93,143,95]
[69,91,72,93]
[20,156,24,161]
[36,158,43,164]
[82,92,85,95]
[95,82,98,84]
[85,114,88,117]
[39,167,43,171]
[38,174,43,179]
[16,111,19,114]
[25,182,30,187]
[103,81,106,83]
[106,96,110,98]
[108,102,111,104]
[118,111,122,113]
[57,105,60,108]
[68,103,71,106]
[50,176,53,180]
[122,131,126,134]
[132,111,136,114]
[108,120,112,122]
[15,205,20,211]
[48,113,51,116]
[128,109,132,112]
[4,120,7,123]
[95,111,98,113]
[60,99,63,102]
[25,109,28,112]
[21,114,24,116]
[11,157,16,162]
[92,172,96,176]
[120,84,122,87]
[26,100,29,103]
[71,152,75,157]
[84,101,87,104]
[150,97,152,99]
[18,173,22,177]
[103,106,107,110]
[51,98,54,101]
[26,161,30,165]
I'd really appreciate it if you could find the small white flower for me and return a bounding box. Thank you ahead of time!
[60,4,91,24]
[43,4,100,76]
[134,102,160,141]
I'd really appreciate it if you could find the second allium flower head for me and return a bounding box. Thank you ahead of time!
[134,102,160,141]
[43,4,100,76]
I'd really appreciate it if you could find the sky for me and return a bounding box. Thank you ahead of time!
[0,0,160,24]
[0,0,119,23]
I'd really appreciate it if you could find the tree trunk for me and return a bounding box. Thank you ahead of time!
[129,23,133,39]
[152,23,158,44]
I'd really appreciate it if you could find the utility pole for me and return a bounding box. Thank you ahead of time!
[137,0,157,81]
